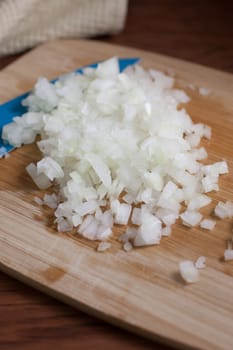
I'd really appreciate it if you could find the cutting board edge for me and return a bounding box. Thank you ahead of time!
[0,38,233,350]
[24,38,233,79]
[1,38,233,89]
[0,260,195,350]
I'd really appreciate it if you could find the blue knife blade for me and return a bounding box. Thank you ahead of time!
[0,57,140,157]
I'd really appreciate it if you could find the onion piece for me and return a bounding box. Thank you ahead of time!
[180,211,202,227]
[123,241,133,252]
[26,163,52,189]
[215,201,233,219]
[199,87,210,96]
[37,157,64,181]
[224,249,233,261]
[162,226,171,236]
[43,193,58,209]
[134,213,162,246]
[34,196,44,205]
[113,202,132,225]
[195,256,206,269]
[97,242,111,252]
[200,219,216,230]
[119,227,137,243]
[57,217,73,232]
[179,260,199,283]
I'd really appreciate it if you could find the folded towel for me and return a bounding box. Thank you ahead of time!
[0,0,128,56]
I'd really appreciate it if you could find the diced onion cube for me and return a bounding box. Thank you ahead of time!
[179,260,199,283]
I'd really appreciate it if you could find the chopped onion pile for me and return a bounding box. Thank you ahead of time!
[2,57,229,248]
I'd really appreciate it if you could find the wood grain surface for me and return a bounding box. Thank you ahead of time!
[0,39,233,350]
[0,1,233,350]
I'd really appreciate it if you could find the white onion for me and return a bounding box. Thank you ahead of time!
[26,163,51,189]
[201,175,219,193]
[134,213,162,246]
[122,193,135,204]
[119,227,137,243]
[162,226,171,236]
[57,217,73,232]
[43,193,58,208]
[2,57,230,248]
[98,210,114,228]
[78,215,94,234]
[113,202,132,225]
[179,260,199,283]
[202,161,228,177]
[131,207,142,226]
[54,201,72,218]
[86,154,112,188]
[180,210,203,227]
[191,147,207,160]
[71,213,82,227]
[156,208,178,226]
[199,87,210,96]
[97,242,111,252]
[200,219,216,230]
[215,201,233,219]
[195,256,206,269]
[34,196,43,205]
[82,218,99,239]
[187,194,212,211]
[96,226,112,240]
[123,241,133,252]
[75,200,98,216]
[224,249,233,261]
[37,157,64,181]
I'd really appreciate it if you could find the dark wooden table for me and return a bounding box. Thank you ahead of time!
[0,1,232,349]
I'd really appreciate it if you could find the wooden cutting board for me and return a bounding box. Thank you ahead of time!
[0,39,233,350]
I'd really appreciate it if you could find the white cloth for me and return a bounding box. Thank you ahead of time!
[0,0,128,56]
